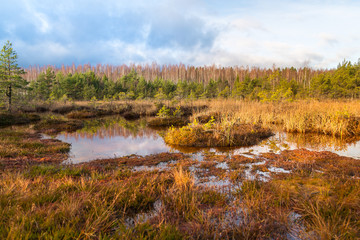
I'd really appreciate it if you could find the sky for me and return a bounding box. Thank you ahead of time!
[1,0,360,69]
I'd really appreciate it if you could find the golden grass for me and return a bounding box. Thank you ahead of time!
[162,166,200,221]
[190,99,360,137]
[273,176,360,239]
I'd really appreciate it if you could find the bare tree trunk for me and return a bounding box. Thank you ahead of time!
[6,84,12,112]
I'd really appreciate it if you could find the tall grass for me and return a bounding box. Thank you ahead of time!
[197,99,360,137]
[269,176,360,239]
[162,166,200,221]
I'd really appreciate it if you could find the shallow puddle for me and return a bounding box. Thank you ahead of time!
[53,116,360,163]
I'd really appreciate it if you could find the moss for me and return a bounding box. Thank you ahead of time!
[0,128,70,158]
[51,105,79,114]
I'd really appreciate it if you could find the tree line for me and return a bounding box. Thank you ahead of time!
[27,60,360,102]
[25,63,325,89]
[1,40,360,112]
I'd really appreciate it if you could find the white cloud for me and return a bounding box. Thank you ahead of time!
[15,40,70,66]
[2,0,360,68]
[22,0,52,34]
[318,33,338,46]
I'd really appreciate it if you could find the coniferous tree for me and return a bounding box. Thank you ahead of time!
[33,67,55,100]
[0,41,26,112]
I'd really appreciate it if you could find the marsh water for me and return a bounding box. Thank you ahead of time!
[52,116,360,163]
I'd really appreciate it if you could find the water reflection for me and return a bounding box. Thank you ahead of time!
[229,132,360,159]
[55,116,360,163]
[57,117,172,163]
[285,132,360,151]
[73,117,156,139]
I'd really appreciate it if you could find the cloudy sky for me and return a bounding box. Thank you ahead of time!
[1,0,359,68]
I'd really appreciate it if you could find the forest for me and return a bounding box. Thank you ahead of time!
[24,60,360,103]
[1,39,360,110]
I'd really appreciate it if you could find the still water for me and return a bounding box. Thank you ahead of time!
[55,116,360,163]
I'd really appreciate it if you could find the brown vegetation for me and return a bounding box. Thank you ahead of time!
[0,128,70,169]
[79,152,187,171]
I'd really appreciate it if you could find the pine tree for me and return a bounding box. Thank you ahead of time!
[34,67,55,100]
[0,41,26,111]
[154,88,167,101]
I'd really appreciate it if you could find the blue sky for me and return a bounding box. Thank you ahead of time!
[1,0,360,68]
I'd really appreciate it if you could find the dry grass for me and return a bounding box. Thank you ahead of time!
[195,99,360,137]
[0,149,359,239]
[162,166,200,221]
[18,99,360,138]
[0,166,172,239]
